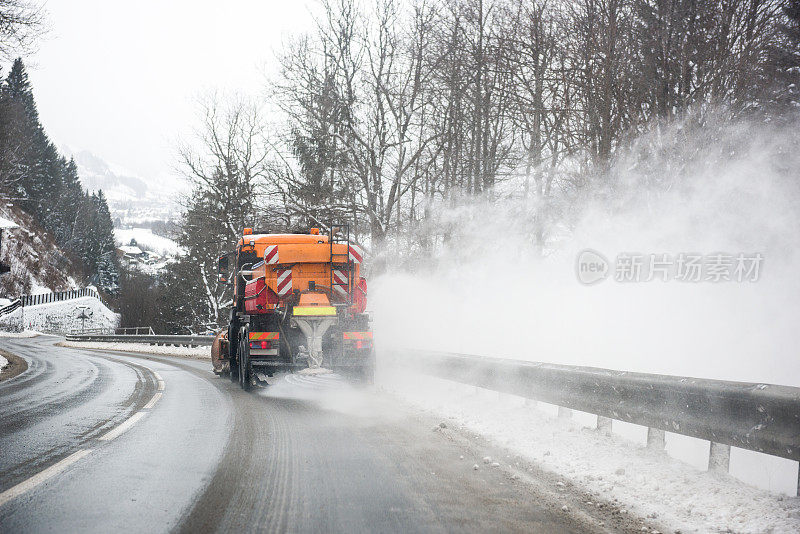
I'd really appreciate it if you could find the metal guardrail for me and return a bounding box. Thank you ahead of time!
[0,299,21,317]
[406,350,800,491]
[73,326,156,336]
[55,339,800,489]
[116,326,155,335]
[65,333,214,346]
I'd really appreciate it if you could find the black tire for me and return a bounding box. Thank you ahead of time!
[228,317,239,384]
[239,331,251,391]
[237,338,244,387]
[229,355,239,383]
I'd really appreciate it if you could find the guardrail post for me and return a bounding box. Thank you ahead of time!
[597,416,612,436]
[557,406,572,419]
[646,428,665,450]
[708,442,730,473]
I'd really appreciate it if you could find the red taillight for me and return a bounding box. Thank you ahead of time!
[343,332,372,350]
[250,340,278,349]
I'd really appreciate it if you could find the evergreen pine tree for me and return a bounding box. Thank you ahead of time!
[1,59,59,218]
[53,158,84,245]
[4,58,38,123]
[93,190,120,294]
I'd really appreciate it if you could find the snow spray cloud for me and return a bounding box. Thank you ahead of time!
[371,112,800,386]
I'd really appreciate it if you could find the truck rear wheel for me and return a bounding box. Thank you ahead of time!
[229,361,238,382]
[239,334,251,391]
[229,354,238,383]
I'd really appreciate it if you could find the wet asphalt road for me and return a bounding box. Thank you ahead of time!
[0,336,601,533]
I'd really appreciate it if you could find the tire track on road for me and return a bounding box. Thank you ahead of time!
[0,342,160,493]
[70,348,603,534]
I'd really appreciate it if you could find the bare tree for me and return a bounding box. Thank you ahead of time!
[0,0,46,60]
[631,0,781,122]
[275,0,443,246]
[176,94,274,323]
[178,94,271,240]
[263,0,788,257]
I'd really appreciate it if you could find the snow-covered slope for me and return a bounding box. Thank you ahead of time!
[0,205,81,298]
[0,304,23,332]
[22,296,119,334]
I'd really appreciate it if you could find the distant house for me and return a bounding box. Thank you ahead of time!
[117,239,149,265]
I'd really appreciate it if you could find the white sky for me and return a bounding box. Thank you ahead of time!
[21,0,314,185]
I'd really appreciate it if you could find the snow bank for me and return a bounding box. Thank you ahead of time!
[385,371,800,534]
[60,340,210,359]
[0,354,7,370]
[0,329,39,338]
[0,306,23,332]
[23,296,119,334]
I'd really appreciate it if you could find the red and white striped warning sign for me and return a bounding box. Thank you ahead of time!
[276,268,292,298]
[264,245,279,264]
[348,245,363,264]
[332,268,348,296]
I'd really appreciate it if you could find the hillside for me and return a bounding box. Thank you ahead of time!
[0,204,82,298]
[21,295,118,333]
[67,148,149,200]
[62,147,183,226]
[0,59,120,295]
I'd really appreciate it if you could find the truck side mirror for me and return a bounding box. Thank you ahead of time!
[218,254,230,284]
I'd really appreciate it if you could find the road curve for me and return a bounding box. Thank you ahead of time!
[0,336,606,533]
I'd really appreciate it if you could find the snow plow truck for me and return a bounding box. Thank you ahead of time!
[212,225,374,390]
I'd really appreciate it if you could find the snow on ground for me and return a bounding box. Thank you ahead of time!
[0,216,18,230]
[0,306,24,332]
[29,284,52,295]
[382,370,800,534]
[23,296,118,334]
[60,340,210,359]
[0,205,82,297]
[0,354,7,370]
[0,330,41,338]
[114,227,181,256]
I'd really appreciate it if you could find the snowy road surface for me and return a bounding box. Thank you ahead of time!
[0,336,624,533]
